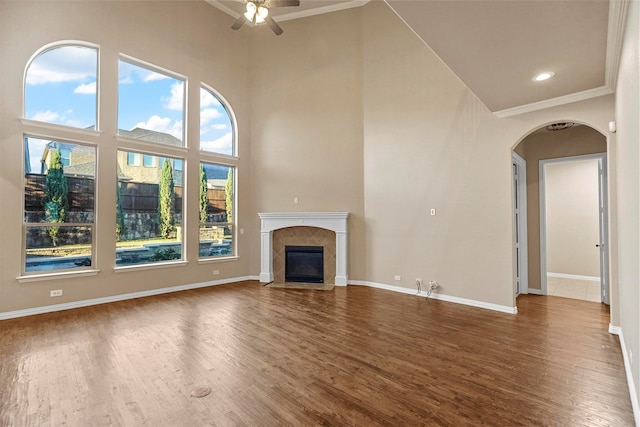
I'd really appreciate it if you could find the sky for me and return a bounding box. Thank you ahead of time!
[25,45,234,172]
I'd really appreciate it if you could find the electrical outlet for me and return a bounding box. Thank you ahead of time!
[394,275,401,281]
[50,289,63,297]
[213,270,220,275]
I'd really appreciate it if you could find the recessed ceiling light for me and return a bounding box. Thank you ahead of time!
[533,71,555,82]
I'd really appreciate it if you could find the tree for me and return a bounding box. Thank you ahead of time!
[199,164,208,223]
[42,148,68,246]
[158,159,175,238]
[225,168,233,224]
[115,181,125,241]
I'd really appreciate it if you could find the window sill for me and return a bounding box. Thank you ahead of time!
[20,118,102,138]
[114,260,188,273]
[17,269,100,283]
[197,255,239,264]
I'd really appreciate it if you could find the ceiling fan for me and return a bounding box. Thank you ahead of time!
[231,0,300,36]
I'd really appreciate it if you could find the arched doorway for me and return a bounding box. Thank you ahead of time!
[512,123,608,303]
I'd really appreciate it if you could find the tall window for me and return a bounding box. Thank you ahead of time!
[22,43,98,276]
[23,137,96,273]
[118,58,185,146]
[116,150,184,266]
[200,86,234,156]
[25,44,98,130]
[199,163,235,258]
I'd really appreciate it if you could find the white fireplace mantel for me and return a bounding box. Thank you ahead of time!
[258,212,349,285]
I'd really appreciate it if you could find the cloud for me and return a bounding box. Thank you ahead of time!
[119,60,171,84]
[73,81,96,94]
[200,107,222,125]
[200,89,222,108]
[163,82,184,111]
[201,132,233,154]
[133,115,183,139]
[30,110,60,122]
[143,71,169,82]
[200,124,229,135]
[26,45,96,85]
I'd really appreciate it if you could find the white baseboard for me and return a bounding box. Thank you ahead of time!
[526,288,543,295]
[348,280,517,314]
[547,272,600,282]
[613,327,640,426]
[0,275,260,321]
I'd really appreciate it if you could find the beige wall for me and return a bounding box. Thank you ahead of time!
[360,2,614,308]
[514,126,606,290]
[0,2,620,319]
[247,8,366,280]
[614,0,640,412]
[545,159,600,277]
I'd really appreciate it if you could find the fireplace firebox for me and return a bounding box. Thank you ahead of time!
[285,245,324,283]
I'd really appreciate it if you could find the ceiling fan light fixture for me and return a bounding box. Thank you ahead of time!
[533,71,555,82]
[244,2,268,24]
[256,5,269,23]
[244,2,256,20]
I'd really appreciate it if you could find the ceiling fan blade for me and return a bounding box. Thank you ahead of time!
[231,15,247,30]
[265,15,284,35]
[269,0,300,7]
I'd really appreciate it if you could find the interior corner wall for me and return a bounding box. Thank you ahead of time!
[514,126,606,291]
[614,0,640,416]
[361,2,517,307]
[246,8,366,280]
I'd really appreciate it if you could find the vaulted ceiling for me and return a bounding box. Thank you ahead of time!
[207,0,628,117]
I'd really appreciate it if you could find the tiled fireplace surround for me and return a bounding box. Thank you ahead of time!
[258,212,349,285]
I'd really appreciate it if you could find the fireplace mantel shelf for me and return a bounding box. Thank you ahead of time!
[258,212,349,286]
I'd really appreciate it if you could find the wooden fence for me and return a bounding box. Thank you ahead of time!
[24,174,227,215]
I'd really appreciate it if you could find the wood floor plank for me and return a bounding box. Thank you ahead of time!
[0,282,634,426]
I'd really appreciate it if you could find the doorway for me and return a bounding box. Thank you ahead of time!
[539,153,609,303]
[512,152,528,296]
[512,123,608,303]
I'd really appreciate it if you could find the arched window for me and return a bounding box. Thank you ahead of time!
[21,42,99,278]
[200,85,235,156]
[198,84,237,260]
[24,43,98,130]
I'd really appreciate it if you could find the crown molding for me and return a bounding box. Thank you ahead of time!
[494,86,614,118]
[495,0,629,118]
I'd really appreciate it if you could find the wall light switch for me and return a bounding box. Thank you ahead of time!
[430,208,436,216]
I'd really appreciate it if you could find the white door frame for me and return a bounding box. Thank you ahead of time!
[512,152,528,295]
[538,153,609,301]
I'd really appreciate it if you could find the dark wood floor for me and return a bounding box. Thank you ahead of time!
[0,281,634,426]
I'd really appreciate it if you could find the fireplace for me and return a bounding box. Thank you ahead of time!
[258,212,349,286]
[285,245,324,283]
